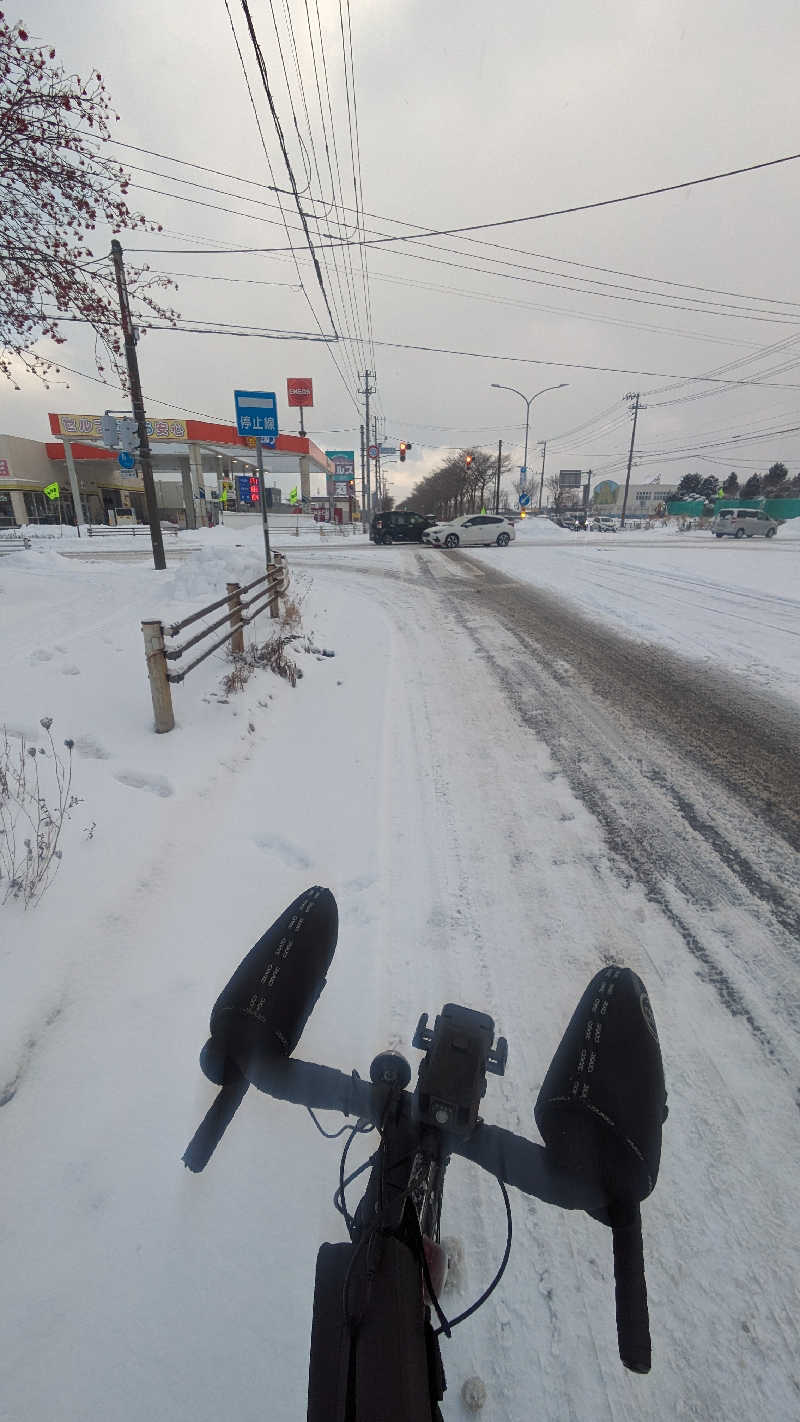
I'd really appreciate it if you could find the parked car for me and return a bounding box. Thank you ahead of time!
[591,518,618,533]
[711,508,779,539]
[422,514,516,548]
[370,510,437,545]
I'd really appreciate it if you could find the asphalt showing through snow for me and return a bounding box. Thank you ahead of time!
[421,549,800,1079]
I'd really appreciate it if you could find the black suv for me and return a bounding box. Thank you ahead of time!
[370,510,436,545]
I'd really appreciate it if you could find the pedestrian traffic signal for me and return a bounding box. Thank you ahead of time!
[399,441,407,462]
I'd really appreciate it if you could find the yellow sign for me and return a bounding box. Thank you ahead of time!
[289,487,299,505]
[56,414,188,441]
[44,482,60,500]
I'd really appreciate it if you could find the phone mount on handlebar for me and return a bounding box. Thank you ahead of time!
[412,1004,508,1137]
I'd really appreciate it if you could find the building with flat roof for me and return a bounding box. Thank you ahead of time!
[0,413,333,528]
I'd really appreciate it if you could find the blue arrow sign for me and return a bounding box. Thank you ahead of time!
[117,451,136,471]
[234,389,279,438]
[519,492,531,508]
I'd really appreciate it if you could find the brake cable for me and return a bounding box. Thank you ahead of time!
[415,1176,513,1338]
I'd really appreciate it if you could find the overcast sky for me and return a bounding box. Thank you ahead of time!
[7,0,800,500]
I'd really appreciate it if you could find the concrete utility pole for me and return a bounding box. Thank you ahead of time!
[110,240,166,570]
[494,439,503,513]
[373,415,381,510]
[537,440,547,511]
[360,424,365,523]
[256,440,271,566]
[621,394,644,528]
[361,369,375,524]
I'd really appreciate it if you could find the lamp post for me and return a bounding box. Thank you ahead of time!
[490,382,568,499]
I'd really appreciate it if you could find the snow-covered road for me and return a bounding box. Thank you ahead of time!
[1,533,798,1420]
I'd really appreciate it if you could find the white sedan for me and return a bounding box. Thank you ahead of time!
[422,514,516,549]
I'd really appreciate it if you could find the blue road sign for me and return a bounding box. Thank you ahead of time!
[234,389,279,438]
[520,465,527,475]
[261,434,277,448]
[117,451,136,471]
[236,474,254,504]
[519,492,531,508]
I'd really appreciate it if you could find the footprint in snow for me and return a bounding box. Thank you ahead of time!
[253,833,312,869]
[29,648,53,664]
[61,664,81,676]
[114,770,174,798]
[74,735,110,760]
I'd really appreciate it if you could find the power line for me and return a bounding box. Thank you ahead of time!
[223,0,360,416]
[344,336,800,388]
[90,133,800,311]
[200,148,800,253]
[236,0,338,332]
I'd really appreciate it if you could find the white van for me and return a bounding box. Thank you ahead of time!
[711,508,779,539]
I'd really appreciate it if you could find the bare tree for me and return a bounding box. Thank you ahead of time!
[0,14,176,385]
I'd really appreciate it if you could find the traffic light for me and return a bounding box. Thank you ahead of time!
[117,417,140,456]
[465,453,473,468]
[399,441,407,462]
[100,413,119,449]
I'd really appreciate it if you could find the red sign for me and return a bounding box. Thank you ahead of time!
[287,377,313,408]
[0,459,9,477]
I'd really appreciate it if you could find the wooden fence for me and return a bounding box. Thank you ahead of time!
[142,554,290,733]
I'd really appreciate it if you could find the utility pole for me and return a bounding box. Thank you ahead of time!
[360,368,375,525]
[110,240,166,571]
[360,423,365,524]
[621,394,644,528]
[256,440,271,566]
[537,440,547,511]
[373,415,381,510]
[494,439,503,514]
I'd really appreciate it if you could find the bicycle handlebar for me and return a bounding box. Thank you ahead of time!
[183,887,668,1374]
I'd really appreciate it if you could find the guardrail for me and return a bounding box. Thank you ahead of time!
[87,523,180,538]
[141,554,290,733]
[0,531,31,550]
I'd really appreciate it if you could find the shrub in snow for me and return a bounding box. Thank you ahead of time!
[0,718,81,907]
[220,632,303,698]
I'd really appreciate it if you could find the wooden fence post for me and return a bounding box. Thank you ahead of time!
[226,582,245,652]
[269,565,280,619]
[141,620,175,733]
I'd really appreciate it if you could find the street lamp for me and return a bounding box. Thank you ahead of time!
[490,382,568,499]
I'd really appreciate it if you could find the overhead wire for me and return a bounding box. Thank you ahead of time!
[224,0,361,415]
[264,0,363,396]
[92,132,800,313]
[201,147,800,252]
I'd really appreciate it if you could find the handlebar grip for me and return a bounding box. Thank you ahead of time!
[210,886,338,1071]
[609,1202,651,1374]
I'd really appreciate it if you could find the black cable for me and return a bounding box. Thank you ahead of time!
[223,0,361,414]
[433,1177,513,1336]
[88,133,800,311]
[237,0,337,332]
[336,1119,373,1239]
[306,1107,352,1139]
[262,149,800,254]
[354,337,800,389]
